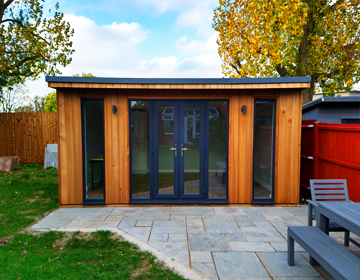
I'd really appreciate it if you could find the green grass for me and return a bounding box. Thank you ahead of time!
[0,231,183,279]
[0,164,184,280]
[0,163,59,238]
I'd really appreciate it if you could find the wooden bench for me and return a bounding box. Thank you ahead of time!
[288,226,360,280]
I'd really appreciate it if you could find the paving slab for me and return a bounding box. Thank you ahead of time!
[148,241,190,268]
[214,207,246,216]
[188,233,231,252]
[171,206,215,216]
[136,220,153,227]
[242,208,266,221]
[258,252,320,277]
[105,215,123,223]
[271,242,305,252]
[225,233,247,242]
[152,220,186,234]
[149,232,168,242]
[65,216,90,228]
[230,242,275,252]
[171,215,186,221]
[169,233,187,242]
[186,215,203,227]
[256,207,293,217]
[190,251,213,263]
[203,216,241,234]
[187,226,205,233]
[213,252,269,277]
[138,207,171,221]
[121,227,151,242]
[83,221,120,228]
[118,217,138,228]
[110,207,143,216]
[241,227,286,243]
[253,220,273,228]
[192,262,218,280]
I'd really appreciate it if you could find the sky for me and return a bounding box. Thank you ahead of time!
[26,0,223,98]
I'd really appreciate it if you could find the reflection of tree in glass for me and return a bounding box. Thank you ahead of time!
[209,117,227,155]
[132,101,148,109]
[85,101,103,129]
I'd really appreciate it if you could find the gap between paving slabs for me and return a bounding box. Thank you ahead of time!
[31,227,207,280]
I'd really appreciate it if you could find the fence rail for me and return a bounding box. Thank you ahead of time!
[0,113,57,164]
[301,121,360,202]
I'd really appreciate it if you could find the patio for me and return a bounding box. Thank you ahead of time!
[32,206,360,280]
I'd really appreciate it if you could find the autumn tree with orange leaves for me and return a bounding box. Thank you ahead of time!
[213,0,360,103]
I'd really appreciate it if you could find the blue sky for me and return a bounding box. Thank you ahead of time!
[27,0,222,97]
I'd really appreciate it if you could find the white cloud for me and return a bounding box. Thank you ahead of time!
[25,14,222,98]
[175,1,216,36]
[60,14,148,75]
[176,32,219,54]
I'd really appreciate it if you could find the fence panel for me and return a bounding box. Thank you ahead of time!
[314,123,360,202]
[0,113,57,164]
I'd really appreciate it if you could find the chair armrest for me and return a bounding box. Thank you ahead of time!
[306,200,318,207]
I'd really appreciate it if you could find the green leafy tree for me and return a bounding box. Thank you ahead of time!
[0,0,75,91]
[73,73,96,77]
[42,73,95,113]
[44,91,56,112]
[213,0,360,103]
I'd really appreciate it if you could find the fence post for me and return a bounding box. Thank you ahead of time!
[313,122,319,179]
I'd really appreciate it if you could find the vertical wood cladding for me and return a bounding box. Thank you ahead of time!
[57,88,302,205]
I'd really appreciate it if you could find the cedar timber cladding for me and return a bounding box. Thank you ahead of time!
[50,76,310,205]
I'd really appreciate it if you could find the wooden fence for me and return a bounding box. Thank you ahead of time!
[0,113,57,164]
[301,121,360,202]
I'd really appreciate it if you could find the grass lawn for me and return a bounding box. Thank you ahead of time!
[0,164,183,279]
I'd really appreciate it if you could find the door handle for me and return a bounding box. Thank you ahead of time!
[181,144,188,157]
[170,144,177,157]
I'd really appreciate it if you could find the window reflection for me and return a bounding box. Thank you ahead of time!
[131,101,150,198]
[208,101,228,198]
[253,100,275,199]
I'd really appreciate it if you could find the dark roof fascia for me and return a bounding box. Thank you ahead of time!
[45,75,311,85]
[302,96,360,111]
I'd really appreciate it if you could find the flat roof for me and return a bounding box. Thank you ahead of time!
[303,96,360,111]
[46,76,311,84]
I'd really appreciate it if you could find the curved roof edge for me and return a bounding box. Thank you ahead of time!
[303,96,360,111]
[45,75,311,84]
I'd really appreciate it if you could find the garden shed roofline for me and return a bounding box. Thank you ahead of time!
[46,76,311,90]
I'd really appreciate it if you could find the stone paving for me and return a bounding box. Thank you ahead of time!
[32,206,360,280]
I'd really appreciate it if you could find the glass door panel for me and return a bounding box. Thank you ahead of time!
[81,99,105,204]
[158,105,176,195]
[208,101,228,198]
[253,99,276,203]
[182,105,201,195]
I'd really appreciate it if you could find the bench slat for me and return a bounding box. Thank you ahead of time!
[288,226,360,280]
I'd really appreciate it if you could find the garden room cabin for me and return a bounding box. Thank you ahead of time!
[47,76,310,206]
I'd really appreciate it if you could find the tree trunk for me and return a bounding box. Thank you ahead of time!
[302,75,315,104]
[300,0,314,104]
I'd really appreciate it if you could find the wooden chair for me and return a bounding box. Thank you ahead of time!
[307,179,353,247]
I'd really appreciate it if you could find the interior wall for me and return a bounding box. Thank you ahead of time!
[57,88,302,205]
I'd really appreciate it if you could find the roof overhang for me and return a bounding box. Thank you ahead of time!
[46,76,311,90]
[303,96,360,111]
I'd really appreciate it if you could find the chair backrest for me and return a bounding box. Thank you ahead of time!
[309,179,349,202]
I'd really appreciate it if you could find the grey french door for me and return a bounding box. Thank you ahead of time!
[130,100,229,203]
[152,100,206,199]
